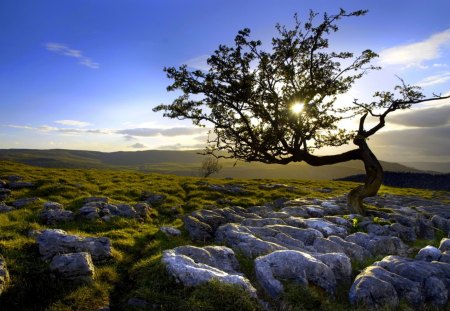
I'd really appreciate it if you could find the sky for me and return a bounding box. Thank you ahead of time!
[1,0,450,163]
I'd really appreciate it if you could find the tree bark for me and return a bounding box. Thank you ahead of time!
[347,137,383,215]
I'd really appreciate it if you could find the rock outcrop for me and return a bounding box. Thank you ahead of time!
[49,252,95,282]
[36,229,113,263]
[162,245,256,297]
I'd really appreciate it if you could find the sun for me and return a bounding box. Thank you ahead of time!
[291,102,305,114]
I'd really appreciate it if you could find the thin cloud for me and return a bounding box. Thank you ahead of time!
[389,104,450,128]
[416,72,450,87]
[156,143,206,150]
[185,55,210,71]
[129,143,147,149]
[44,42,100,69]
[55,120,92,127]
[123,135,136,141]
[379,29,450,67]
[6,124,111,135]
[116,127,208,137]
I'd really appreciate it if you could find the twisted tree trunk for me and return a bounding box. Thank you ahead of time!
[347,137,383,215]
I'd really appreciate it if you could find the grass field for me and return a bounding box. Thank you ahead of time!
[0,160,447,310]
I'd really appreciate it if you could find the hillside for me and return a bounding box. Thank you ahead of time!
[0,148,424,180]
[0,161,449,310]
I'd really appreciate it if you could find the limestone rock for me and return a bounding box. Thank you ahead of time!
[215,223,286,257]
[0,188,11,201]
[37,229,112,262]
[254,250,336,297]
[350,265,423,308]
[79,206,100,220]
[84,197,109,203]
[0,202,14,213]
[162,247,256,297]
[41,209,74,224]
[184,215,214,241]
[141,192,166,205]
[49,252,95,282]
[312,252,352,282]
[170,245,241,274]
[12,197,40,208]
[160,226,181,237]
[349,274,399,309]
[439,238,450,252]
[8,181,35,189]
[416,245,441,262]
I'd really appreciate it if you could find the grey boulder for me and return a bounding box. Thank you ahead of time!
[36,229,112,262]
[162,247,256,297]
[254,250,336,297]
[49,252,95,282]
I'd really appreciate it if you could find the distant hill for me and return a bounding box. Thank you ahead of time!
[0,148,423,180]
[403,162,450,173]
[337,171,450,191]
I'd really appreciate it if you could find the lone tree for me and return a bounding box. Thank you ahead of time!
[154,9,449,214]
[200,156,223,178]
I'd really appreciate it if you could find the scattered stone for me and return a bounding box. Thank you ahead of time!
[349,271,399,308]
[389,223,417,242]
[184,215,214,241]
[3,175,22,182]
[49,252,95,282]
[349,265,423,308]
[41,209,74,224]
[162,247,256,297]
[0,202,14,213]
[431,215,450,233]
[216,223,287,257]
[439,238,450,252]
[43,201,64,210]
[36,229,112,262]
[259,184,296,190]
[160,226,181,237]
[346,232,409,257]
[0,188,11,201]
[12,197,40,208]
[254,250,336,297]
[79,206,100,220]
[141,192,166,205]
[134,202,153,218]
[374,255,450,306]
[208,184,247,195]
[84,197,109,203]
[0,180,7,188]
[299,218,348,237]
[416,246,441,262]
[312,252,352,282]
[8,181,35,189]
[0,255,9,294]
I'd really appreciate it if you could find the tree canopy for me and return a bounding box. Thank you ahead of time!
[154,9,449,213]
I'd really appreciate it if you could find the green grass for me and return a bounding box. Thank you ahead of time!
[0,160,448,310]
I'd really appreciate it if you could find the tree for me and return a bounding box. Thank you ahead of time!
[154,9,449,214]
[200,156,223,178]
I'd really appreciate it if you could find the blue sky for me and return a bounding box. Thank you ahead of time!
[1,0,449,163]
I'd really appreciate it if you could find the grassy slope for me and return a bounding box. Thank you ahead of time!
[0,149,424,179]
[0,161,447,311]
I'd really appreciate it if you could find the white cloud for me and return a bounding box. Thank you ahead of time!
[55,120,92,127]
[185,55,210,71]
[44,42,100,69]
[116,127,208,137]
[129,143,147,149]
[416,72,450,87]
[379,29,450,67]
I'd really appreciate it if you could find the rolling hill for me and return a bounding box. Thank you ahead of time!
[0,148,426,180]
